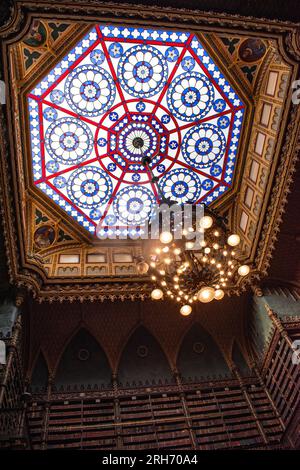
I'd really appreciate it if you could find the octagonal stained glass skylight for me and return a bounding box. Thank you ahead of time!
[28,25,245,236]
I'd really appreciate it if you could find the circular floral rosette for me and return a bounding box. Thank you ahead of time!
[65,65,116,116]
[45,117,93,165]
[67,166,112,209]
[113,186,156,225]
[119,122,158,162]
[182,123,226,168]
[118,45,167,98]
[167,72,214,122]
[160,168,201,203]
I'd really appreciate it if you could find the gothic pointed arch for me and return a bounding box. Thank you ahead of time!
[53,328,111,391]
[177,323,230,382]
[30,351,49,393]
[117,326,173,388]
[232,341,251,376]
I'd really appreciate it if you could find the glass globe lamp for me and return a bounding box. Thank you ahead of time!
[151,288,164,300]
[180,305,192,316]
[198,286,215,303]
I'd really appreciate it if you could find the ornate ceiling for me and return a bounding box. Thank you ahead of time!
[28,25,244,236]
[0,0,299,301]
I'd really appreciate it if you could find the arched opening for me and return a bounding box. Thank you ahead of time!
[177,324,230,382]
[31,352,48,392]
[54,329,111,391]
[117,326,173,388]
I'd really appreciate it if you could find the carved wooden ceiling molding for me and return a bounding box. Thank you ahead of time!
[0,0,299,302]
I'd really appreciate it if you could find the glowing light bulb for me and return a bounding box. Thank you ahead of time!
[214,289,225,300]
[197,287,215,303]
[155,248,161,254]
[151,289,163,300]
[227,234,240,247]
[202,256,208,263]
[180,305,192,316]
[213,243,219,250]
[173,276,179,282]
[151,275,156,281]
[223,250,228,256]
[174,248,181,255]
[214,230,220,237]
[238,265,250,276]
[217,263,222,269]
[136,261,149,274]
[160,231,173,244]
[164,258,171,265]
[210,258,216,264]
[179,290,183,295]
[150,261,156,268]
[201,240,207,247]
[159,270,165,276]
[186,242,194,250]
[162,246,169,253]
[200,216,213,229]
[174,284,179,290]
[204,247,211,254]
[161,281,167,286]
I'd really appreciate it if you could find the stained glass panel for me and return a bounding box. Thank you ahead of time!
[28,25,245,236]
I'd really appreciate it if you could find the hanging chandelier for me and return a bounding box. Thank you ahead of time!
[133,138,251,316]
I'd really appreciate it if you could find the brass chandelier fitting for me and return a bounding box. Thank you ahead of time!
[133,138,251,316]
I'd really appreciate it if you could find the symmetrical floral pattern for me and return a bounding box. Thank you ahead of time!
[45,118,93,165]
[113,186,156,225]
[65,65,116,116]
[67,166,112,209]
[118,45,167,98]
[160,169,201,203]
[167,72,214,122]
[118,123,158,162]
[182,124,227,168]
[28,25,244,234]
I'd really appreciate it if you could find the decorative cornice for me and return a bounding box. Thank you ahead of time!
[1,0,300,44]
[0,106,20,287]
[32,282,151,303]
[255,104,300,278]
[29,375,257,401]
[284,29,300,62]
